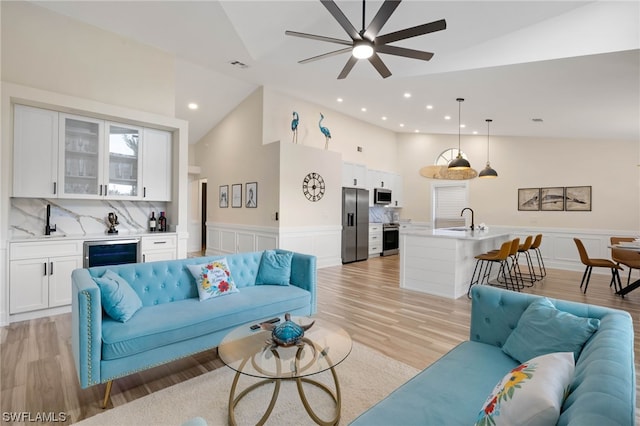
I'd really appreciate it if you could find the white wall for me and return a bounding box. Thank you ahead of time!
[1,1,175,117]
[397,132,640,231]
[262,87,398,172]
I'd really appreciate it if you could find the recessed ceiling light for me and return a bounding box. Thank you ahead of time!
[460,124,466,128]
[444,115,451,120]
[361,107,367,112]
[337,98,343,103]
[472,131,478,135]
[188,103,199,110]
[381,116,388,120]
[414,129,419,133]
[426,105,433,110]
[403,92,412,98]
[399,123,405,127]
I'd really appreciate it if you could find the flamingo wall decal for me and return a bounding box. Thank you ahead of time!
[319,113,331,150]
[291,111,299,143]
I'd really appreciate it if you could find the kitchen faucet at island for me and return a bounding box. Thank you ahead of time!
[45,204,56,235]
[460,207,474,230]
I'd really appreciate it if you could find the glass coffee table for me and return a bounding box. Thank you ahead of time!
[218,316,352,426]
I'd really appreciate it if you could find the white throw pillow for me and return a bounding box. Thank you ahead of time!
[475,352,575,426]
[186,258,239,301]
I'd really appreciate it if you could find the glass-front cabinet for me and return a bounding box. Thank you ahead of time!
[59,114,103,198]
[59,115,142,199]
[106,122,141,198]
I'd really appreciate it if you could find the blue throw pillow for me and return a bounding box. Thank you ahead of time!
[93,269,143,322]
[502,298,600,363]
[256,250,293,286]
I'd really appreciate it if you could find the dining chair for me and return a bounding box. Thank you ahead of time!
[528,234,546,279]
[573,238,622,294]
[610,237,640,289]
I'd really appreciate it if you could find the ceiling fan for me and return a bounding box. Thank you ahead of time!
[285,0,446,79]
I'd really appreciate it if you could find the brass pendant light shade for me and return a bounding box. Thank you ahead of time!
[448,98,470,170]
[478,118,498,178]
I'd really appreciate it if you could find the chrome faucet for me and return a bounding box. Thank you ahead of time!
[45,204,56,235]
[460,207,474,230]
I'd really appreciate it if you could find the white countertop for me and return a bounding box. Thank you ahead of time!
[10,231,177,243]
[401,227,511,241]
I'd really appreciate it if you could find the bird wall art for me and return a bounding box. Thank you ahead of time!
[291,111,299,143]
[319,113,331,150]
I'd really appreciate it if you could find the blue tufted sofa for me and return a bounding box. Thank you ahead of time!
[71,250,316,406]
[351,285,635,425]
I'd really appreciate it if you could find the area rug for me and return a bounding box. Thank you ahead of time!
[74,342,419,425]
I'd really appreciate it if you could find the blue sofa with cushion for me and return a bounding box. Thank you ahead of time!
[351,285,635,425]
[71,249,316,406]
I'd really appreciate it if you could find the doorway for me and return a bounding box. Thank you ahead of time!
[201,181,207,252]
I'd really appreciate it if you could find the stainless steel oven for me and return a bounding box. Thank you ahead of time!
[382,223,399,256]
[83,239,141,267]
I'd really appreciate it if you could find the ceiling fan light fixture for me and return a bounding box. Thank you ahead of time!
[352,40,374,59]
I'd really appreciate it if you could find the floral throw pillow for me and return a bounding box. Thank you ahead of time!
[186,258,239,301]
[475,352,575,426]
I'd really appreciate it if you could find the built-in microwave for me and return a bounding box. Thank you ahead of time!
[374,188,392,205]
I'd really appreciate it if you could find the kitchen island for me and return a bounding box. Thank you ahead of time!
[399,227,512,299]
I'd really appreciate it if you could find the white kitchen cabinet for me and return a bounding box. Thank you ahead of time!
[342,162,367,189]
[142,128,172,201]
[369,223,383,257]
[141,234,177,262]
[13,105,60,197]
[10,240,83,314]
[105,122,143,199]
[391,173,404,208]
[367,169,395,206]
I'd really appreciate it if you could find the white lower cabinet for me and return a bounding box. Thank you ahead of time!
[141,234,177,262]
[369,224,383,257]
[10,241,83,314]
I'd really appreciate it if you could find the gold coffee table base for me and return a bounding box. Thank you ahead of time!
[228,343,341,426]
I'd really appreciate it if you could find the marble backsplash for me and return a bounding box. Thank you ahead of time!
[10,198,168,239]
[369,206,400,223]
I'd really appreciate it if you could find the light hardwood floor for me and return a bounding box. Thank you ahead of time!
[1,255,638,424]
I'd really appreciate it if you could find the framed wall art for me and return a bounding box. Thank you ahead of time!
[540,187,564,211]
[231,183,242,208]
[518,188,540,211]
[219,185,228,208]
[565,186,592,211]
[245,182,257,208]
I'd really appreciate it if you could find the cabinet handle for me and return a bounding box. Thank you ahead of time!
[144,187,147,198]
[53,182,57,195]
[381,181,384,187]
[99,185,103,196]
[353,178,357,186]
[153,241,167,244]
[44,262,47,276]
[142,254,146,262]
[50,262,53,275]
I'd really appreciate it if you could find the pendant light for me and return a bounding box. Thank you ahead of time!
[448,98,471,170]
[479,119,498,178]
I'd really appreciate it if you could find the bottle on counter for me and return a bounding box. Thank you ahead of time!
[158,211,167,232]
[149,212,157,232]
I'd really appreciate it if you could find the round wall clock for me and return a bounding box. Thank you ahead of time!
[302,172,325,202]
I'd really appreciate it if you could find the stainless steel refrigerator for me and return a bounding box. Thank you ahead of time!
[342,187,369,263]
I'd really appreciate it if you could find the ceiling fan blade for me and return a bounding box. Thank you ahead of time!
[376,19,446,44]
[376,44,433,61]
[338,56,358,79]
[299,47,352,64]
[320,0,361,40]
[368,53,392,78]
[364,0,402,40]
[285,30,353,47]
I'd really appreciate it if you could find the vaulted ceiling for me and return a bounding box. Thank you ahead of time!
[32,1,640,144]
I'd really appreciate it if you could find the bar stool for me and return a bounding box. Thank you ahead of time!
[516,235,538,285]
[467,239,515,298]
[498,238,523,290]
[528,234,546,279]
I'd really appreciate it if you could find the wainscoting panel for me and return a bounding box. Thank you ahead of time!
[205,223,341,268]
